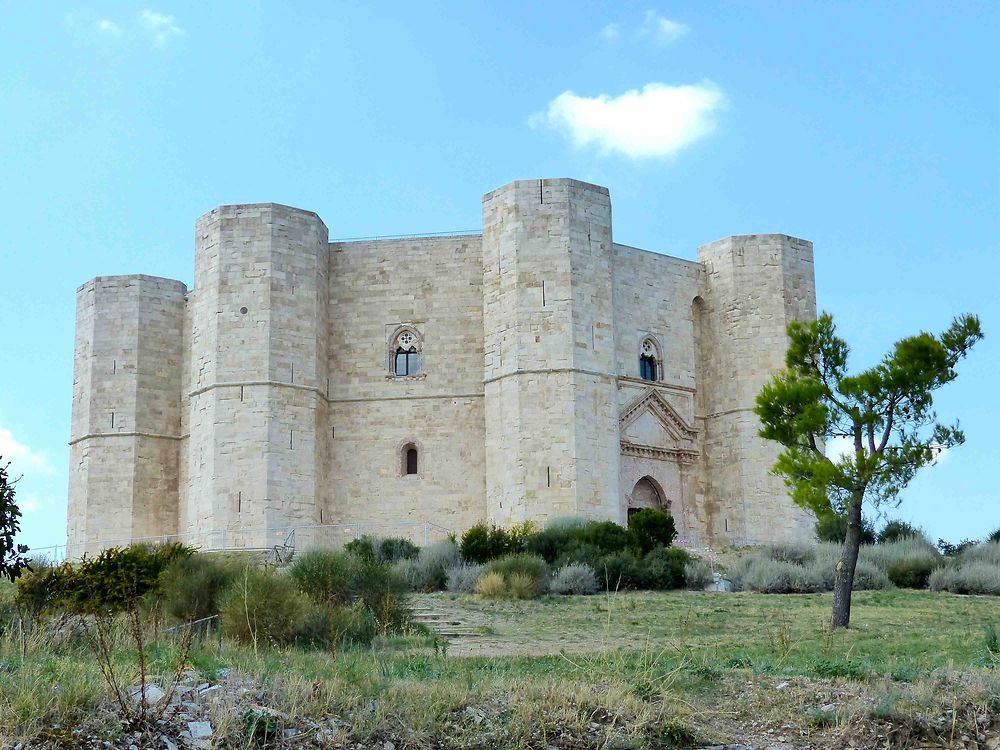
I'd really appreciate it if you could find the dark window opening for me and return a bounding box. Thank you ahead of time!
[639,354,657,381]
[395,349,420,376]
[405,447,419,475]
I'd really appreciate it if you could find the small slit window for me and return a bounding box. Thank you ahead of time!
[401,443,419,476]
[390,327,422,377]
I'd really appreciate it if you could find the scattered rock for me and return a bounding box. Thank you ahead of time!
[774,681,790,690]
[187,721,212,739]
[128,684,166,704]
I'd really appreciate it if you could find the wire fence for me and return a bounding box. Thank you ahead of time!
[26,520,453,563]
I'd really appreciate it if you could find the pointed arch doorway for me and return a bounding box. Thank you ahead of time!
[628,475,668,520]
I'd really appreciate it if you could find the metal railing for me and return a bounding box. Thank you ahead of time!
[27,520,453,562]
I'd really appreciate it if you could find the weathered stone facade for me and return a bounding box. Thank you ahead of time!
[68,178,815,556]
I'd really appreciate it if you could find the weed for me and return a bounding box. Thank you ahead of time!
[805,707,838,727]
[812,658,870,680]
[653,718,695,748]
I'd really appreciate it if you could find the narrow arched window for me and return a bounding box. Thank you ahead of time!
[390,327,422,377]
[640,337,660,382]
[405,447,418,475]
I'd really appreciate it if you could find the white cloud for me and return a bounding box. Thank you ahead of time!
[139,9,184,47]
[533,82,724,159]
[639,11,689,45]
[0,426,54,476]
[599,23,621,42]
[96,19,122,36]
[18,493,42,514]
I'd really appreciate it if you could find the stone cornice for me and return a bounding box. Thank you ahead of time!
[620,441,699,464]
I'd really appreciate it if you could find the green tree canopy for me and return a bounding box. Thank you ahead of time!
[1,457,30,582]
[754,312,982,628]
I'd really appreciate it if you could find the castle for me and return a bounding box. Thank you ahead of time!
[68,178,816,557]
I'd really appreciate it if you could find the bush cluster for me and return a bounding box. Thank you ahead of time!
[814,512,876,545]
[13,542,413,651]
[548,563,599,595]
[683,559,713,591]
[15,543,192,615]
[726,537,953,594]
[877,520,925,545]
[921,542,1000,595]
[459,522,533,564]
[344,535,420,565]
[392,540,462,592]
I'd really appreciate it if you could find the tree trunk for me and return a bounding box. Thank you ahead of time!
[831,492,864,628]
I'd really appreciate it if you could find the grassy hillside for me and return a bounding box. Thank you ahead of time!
[2,583,998,748]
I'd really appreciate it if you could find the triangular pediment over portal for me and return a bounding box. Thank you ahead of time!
[619,388,698,463]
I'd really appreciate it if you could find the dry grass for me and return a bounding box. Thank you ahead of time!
[1,585,998,748]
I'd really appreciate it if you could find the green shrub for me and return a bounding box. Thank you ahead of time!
[938,538,978,557]
[160,553,243,622]
[13,559,63,618]
[394,539,461,592]
[487,553,548,598]
[552,542,605,570]
[524,524,580,564]
[444,563,486,594]
[683,559,713,591]
[376,536,421,564]
[860,535,941,571]
[576,521,634,555]
[852,560,893,590]
[929,562,1000,595]
[289,549,359,605]
[460,523,523,563]
[344,535,377,560]
[627,509,677,554]
[594,552,642,590]
[29,543,192,615]
[295,601,377,648]
[877,520,925,544]
[0,580,15,634]
[731,557,824,593]
[474,571,507,598]
[548,563,599,595]
[289,548,409,631]
[506,572,541,599]
[886,558,937,589]
[220,568,308,645]
[637,546,689,590]
[988,528,1000,544]
[957,541,1000,566]
[814,512,876,545]
[767,542,816,565]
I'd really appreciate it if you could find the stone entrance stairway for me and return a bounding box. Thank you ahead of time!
[410,596,482,642]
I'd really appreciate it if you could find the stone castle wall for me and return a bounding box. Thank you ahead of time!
[67,178,817,556]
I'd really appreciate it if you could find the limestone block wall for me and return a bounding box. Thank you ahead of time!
[696,235,817,542]
[326,235,485,531]
[610,244,704,531]
[482,179,621,526]
[68,275,186,556]
[66,179,822,555]
[183,204,328,549]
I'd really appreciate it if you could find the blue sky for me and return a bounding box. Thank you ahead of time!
[2,2,997,553]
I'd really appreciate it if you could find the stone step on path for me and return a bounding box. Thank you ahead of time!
[410,607,481,639]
